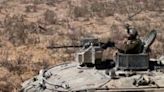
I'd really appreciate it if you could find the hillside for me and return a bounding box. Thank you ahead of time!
[0,0,164,91]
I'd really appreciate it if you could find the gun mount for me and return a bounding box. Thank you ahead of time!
[21,30,164,92]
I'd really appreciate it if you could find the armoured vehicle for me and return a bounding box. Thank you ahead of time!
[21,30,164,92]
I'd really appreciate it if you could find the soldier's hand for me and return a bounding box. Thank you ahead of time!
[123,39,128,44]
[126,40,131,44]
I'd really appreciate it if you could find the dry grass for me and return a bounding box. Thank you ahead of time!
[0,0,163,91]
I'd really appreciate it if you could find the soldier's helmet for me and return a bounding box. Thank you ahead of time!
[127,28,138,38]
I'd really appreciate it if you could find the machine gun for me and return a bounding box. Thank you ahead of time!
[47,38,115,49]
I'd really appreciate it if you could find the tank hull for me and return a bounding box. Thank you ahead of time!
[21,62,164,92]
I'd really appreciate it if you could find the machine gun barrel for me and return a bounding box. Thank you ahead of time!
[47,45,83,49]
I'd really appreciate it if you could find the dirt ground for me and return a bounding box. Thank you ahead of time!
[0,0,164,91]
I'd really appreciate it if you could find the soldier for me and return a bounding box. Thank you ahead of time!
[117,27,143,54]
[100,25,143,54]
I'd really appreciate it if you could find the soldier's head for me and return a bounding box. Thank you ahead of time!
[127,28,138,39]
